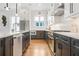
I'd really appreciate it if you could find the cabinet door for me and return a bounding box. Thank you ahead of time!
[10,36,13,56]
[26,32,30,48]
[22,32,30,53]
[5,37,10,56]
[31,31,45,39]
[64,3,70,18]
[5,36,13,56]
[73,3,79,14]
[44,32,48,39]
[62,43,70,56]
[0,39,5,56]
[0,39,2,56]
[71,47,79,56]
[56,40,62,56]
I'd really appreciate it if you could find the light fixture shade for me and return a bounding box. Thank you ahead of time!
[15,3,18,16]
[6,7,9,11]
[15,13,18,16]
[5,3,9,11]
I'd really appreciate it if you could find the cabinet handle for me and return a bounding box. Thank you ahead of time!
[73,53,76,56]
[58,43,62,49]
[73,42,75,45]
[13,37,17,39]
[1,39,4,47]
[1,40,3,47]
[70,3,73,13]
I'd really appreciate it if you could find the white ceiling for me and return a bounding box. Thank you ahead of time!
[0,3,53,20]
[0,3,52,11]
[20,3,51,11]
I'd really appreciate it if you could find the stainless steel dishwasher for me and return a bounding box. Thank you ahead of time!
[55,33,71,56]
[48,34,54,55]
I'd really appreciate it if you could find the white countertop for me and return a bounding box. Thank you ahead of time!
[54,32,79,39]
[0,30,29,39]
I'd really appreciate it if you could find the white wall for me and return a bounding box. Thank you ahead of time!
[54,15,64,24]
[0,10,30,35]
[66,17,79,33]
[50,15,69,30]
[0,11,11,35]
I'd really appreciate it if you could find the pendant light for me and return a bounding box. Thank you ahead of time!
[4,3,10,11]
[15,3,18,16]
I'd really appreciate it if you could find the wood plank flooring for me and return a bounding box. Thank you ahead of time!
[23,39,51,56]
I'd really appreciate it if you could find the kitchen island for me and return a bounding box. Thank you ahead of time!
[0,30,30,56]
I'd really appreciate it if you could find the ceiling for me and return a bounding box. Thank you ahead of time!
[0,3,52,11]
[0,3,53,18]
[20,3,51,11]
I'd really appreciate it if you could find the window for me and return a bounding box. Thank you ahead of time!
[48,16,54,25]
[34,16,44,27]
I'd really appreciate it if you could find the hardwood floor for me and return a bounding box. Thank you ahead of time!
[23,39,51,56]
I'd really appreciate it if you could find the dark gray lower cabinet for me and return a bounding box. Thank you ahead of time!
[55,39,62,56]
[54,33,70,56]
[0,36,13,56]
[5,36,13,56]
[71,47,79,56]
[22,32,30,53]
[61,42,70,56]
[71,39,79,56]
[0,39,5,56]
[31,31,46,39]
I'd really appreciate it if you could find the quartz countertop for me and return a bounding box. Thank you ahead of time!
[54,32,79,39]
[0,30,29,39]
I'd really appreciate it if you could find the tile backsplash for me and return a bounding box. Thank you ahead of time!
[68,17,79,33]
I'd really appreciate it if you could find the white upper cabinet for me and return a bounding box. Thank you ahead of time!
[64,3,70,18]
[73,3,79,14]
[64,3,79,18]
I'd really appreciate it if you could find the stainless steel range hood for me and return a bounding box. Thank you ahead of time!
[54,8,64,16]
[51,3,64,16]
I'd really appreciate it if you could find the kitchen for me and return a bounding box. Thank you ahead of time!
[0,3,79,56]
